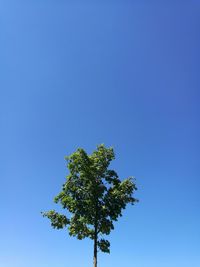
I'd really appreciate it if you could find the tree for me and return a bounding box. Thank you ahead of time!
[42,144,138,267]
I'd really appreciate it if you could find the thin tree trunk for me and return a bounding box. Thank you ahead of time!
[93,228,97,267]
[94,181,98,267]
[94,238,97,267]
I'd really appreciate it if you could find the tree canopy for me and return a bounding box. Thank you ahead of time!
[42,144,138,266]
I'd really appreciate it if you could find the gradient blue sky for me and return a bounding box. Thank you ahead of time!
[0,1,199,267]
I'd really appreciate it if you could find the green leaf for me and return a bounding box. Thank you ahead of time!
[42,144,138,255]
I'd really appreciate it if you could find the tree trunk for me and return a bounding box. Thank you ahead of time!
[93,229,97,267]
[94,185,98,267]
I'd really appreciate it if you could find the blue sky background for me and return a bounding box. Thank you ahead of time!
[0,1,199,267]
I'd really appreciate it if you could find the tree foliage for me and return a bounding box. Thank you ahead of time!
[42,144,138,255]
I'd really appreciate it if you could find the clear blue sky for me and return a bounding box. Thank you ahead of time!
[0,1,199,267]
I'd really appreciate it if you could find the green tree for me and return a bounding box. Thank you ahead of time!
[42,144,138,267]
